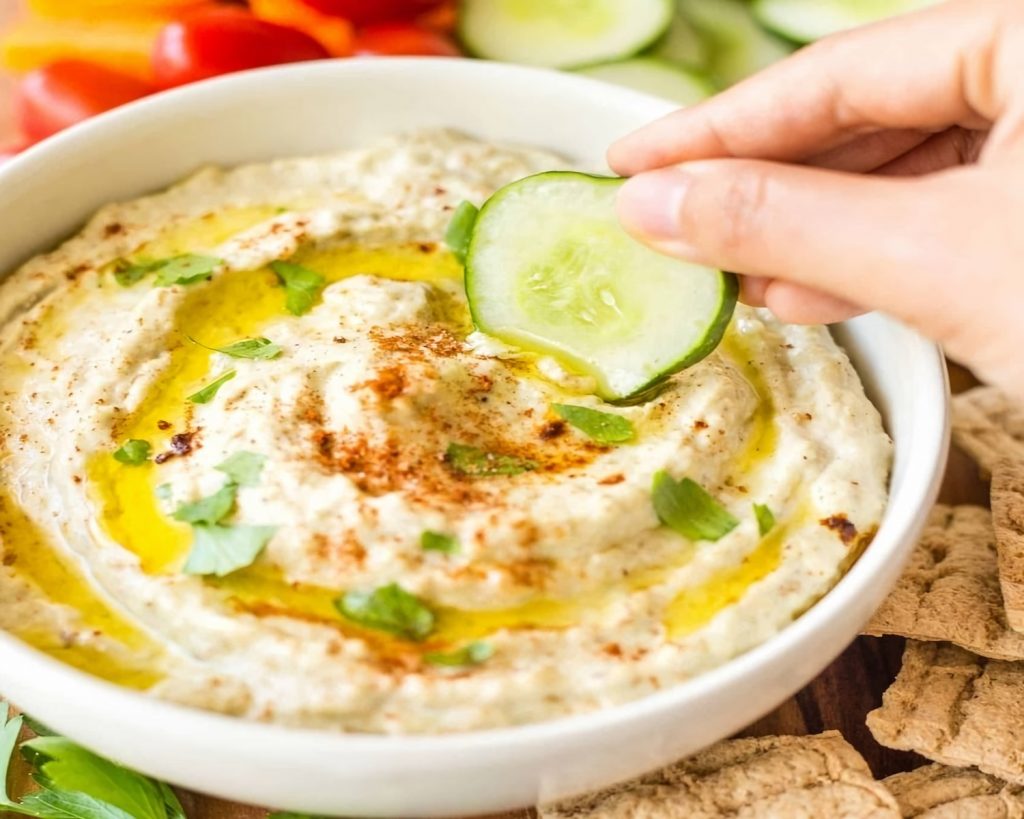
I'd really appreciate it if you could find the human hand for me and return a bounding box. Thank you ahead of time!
[609,0,1024,400]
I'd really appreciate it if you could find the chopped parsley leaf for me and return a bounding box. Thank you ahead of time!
[270,260,325,316]
[113,439,151,466]
[216,451,266,487]
[444,200,479,265]
[187,370,236,404]
[445,443,537,478]
[424,641,493,668]
[652,471,739,542]
[421,530,459,554]
[182,524,276,577]
[172,483,237,526]
[189,336,282,360]
[335,583,435,641]
[552,404,635,444]
[754,503,776,537]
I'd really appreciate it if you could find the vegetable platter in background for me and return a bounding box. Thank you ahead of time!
[0,0,938,161]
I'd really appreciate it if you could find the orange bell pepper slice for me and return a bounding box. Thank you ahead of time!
[249,0,354,57]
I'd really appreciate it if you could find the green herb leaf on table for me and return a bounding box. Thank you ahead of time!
[552,404,635,444]
[187,370,236,404]
[189,336,282,360]
[444,200,479,265]
[652,471,739,542]
[112,439,151,466]
[445,443,537,478]
[754,503,776,537]
[336,583,436,641]
[152,254,222,287]
[216,452,267,487]
[270,261,325,316]
[0,703,185,819]
[172,483,237,526]
[421,530,459,554]
[424,641,493,668]
[182,524,276,577]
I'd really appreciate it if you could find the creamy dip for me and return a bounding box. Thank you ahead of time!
[0,130,891,732]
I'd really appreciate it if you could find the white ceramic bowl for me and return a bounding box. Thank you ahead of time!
[0,59,948,817]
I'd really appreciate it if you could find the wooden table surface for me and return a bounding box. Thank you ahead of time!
[0,3,981,809]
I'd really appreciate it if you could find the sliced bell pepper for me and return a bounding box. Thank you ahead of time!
[26,0,209,18]
[249,0,354,56]
[0,15,169,79]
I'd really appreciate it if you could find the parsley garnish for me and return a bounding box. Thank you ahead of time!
[173,483,237,525]
[216,451,266,487]
[189,336,282,360]
[112,439,150,466]
[182,524,277,577]
[424,641,493,668]
[421,530,459,554]
[1,702,186,819]
[754,503,776,537]
[173,454,275,576]
[187,370,236,404]
[336,583,435,641]
[445,443,537,477]
[444,201,479,265]
[110,254,221,288]
[270,260,325,316]
[651,471,739,542]
[552,404,635,444]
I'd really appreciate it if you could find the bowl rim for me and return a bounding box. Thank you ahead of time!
[0,58,952,757]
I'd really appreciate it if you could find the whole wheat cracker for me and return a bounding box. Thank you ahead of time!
[883,763,1024,818]
[952,387,1024,478]
[538,731,899,819]
[991,459,1024,633]
[864,504,1024,659]
[867,641,1024,785]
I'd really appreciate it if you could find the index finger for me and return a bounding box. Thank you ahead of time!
[608,0,1001,176]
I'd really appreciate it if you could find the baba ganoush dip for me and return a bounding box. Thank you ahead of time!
[0,130,891,733]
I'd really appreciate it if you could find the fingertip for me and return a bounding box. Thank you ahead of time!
[739,276,771,307]
[764,281,864,324]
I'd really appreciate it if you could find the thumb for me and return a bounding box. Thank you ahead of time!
[615,160,969,333]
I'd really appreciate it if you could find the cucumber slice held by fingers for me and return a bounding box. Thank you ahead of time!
[753,0,938,43]
[464,172,738,402]
[458,0,673,69]
[575,58,714,107]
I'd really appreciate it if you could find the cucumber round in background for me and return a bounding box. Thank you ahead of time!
[648,11,708,68]
[464,172,737,402]
[575,57,713,106]
[753,0,938,43]
[677,0,792,87]
[458,0,673,69]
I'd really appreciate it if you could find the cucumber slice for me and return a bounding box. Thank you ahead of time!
[678,0,793,87]
[575,58,714,107]
[465,172,737,402]
[753,0,938,43]
[458,0,673,69]
[648,11,708,67]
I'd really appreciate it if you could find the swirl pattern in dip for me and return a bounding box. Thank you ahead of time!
[0,130,891,732]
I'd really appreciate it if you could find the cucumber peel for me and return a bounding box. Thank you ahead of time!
[464,172,737,402]
[458,0,673,69]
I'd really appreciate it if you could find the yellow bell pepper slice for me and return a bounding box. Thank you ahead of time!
[0,16,167,79]
[249,0,354,57]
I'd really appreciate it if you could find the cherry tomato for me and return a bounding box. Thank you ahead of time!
[151,7,330,88]
[298,0,443,26]
[14,60,155,141]
[355,23,460,57]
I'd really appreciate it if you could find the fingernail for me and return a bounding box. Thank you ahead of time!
[616,168,691,242]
